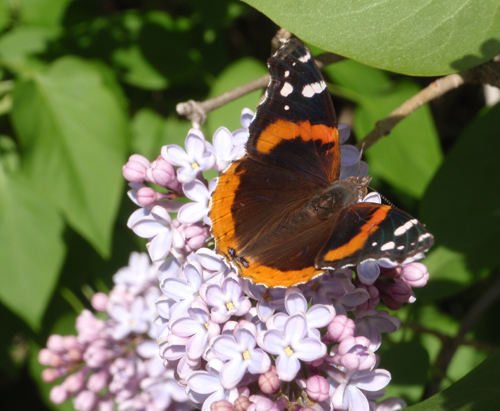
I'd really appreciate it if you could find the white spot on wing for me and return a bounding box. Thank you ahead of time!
[397,245,405,250]
[372,242,377,246]
[284,70,290,77]
[394,220,415,236]
[298,50,311,62]
[302,81,326,98]
[284,105,289,110]
[418,233,431,242]
[380,241,395,251]
[280,82,293,97]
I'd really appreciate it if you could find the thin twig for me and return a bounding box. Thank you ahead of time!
[355,72,470,150]
[356,58,500,150]
[176,52,345,128]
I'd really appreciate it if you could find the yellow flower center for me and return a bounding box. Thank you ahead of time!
[204,322,209,330]
[242,350,251,360]
[284,346,294,356]
[192,162,200,169]
[312,282,319,291]
[263,291,272,302]
[226,301,235,310]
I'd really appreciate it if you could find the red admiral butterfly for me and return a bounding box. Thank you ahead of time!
[210,39,433,287]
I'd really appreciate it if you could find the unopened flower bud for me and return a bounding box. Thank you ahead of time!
[146,156,176,187]
[184,223,209,252]
[306,375,329,402]
[87,367,110,392]
[211,400,235,411]
[49,385,69,404]
[235,395,251,411]
[73,390,98,411]
[122,154,150,183]
[401,263,429,288]
[63,368,87,393]
[42,367,65,383]
[47,334,66,353]
[91,292,109,312]
[327,315,355,342]
[258,369,280,394]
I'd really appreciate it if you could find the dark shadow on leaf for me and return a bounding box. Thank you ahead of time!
[450,38,500,71]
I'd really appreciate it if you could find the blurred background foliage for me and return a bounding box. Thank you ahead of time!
[0,0,499,410]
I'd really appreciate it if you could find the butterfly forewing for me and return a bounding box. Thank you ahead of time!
[246,39,340,187]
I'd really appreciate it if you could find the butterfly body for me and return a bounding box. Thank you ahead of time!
[209,39,433,288]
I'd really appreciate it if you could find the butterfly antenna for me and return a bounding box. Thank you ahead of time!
[357,143,365,180]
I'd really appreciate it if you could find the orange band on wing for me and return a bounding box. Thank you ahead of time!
[255,119,337,155]
[323,205,391,261]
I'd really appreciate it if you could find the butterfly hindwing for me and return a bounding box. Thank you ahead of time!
[317,203,434,269]
[246,38,340,187]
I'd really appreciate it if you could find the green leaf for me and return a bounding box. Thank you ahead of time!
[381,341,429,404]
[0,172,65,329]
[206,57,267,136]
[0,26,59,69]
[131,108,165,159]
[349,79,442,199]
[405,349,500,411]
[421,104,500,273]
[244,0,500,76]
[131,109,192,160]
[19,0,73,27]
[445,345,488,390]
[11,57,129,257]
[415,246,488,301]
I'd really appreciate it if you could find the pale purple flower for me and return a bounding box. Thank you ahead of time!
[141,370,189,410]
[178,178,217,225]
[128,205,177,262]
[267,288,334,338]
[108,297,150,340]
[329,336,376,371]
[261,314,326,381]
[211,324,270,389]
[327,366,391,411]
[354,309,401,351]
[162,129,216,183]
[357,261,381,286]
[245,283,286,322]
[204,277,252,323]
[207,127,239,172]
[188,247,232,283]
[186,358,241,411]
[369,397,407,411]
[302,274,347,305]
[113,252,157,295]
[170,300,221,361]
[160,261,205,319]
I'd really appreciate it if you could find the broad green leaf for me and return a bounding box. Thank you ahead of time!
[131,108,165,159]
[415,246,488,301]
[159,115,192,150]
[11,57,129,257]
[206,57,267,136]
[19,0,73,27]
[405,349,500,411]
[445,345,488,390]
[421,104,500,273]
[244,0,500,76]
[0,0,10,32]
[0,26,58,68]
[0,172,65,329]
[381,341,429,404]
[350,79,442,199]
[131,109,192,160]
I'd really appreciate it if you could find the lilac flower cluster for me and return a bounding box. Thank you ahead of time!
[39,253,189,411]
[40,110,431,411]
